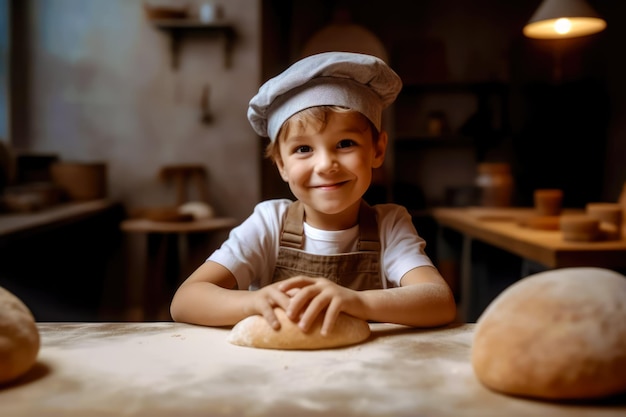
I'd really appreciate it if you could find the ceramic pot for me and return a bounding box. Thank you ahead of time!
[534,189,563,216]
[475,163,513,207]
[50,162,107,201]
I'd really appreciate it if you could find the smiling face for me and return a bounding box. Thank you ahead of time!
[275,108,387,230]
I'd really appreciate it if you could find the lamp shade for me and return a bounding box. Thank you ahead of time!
[523,0,607,39]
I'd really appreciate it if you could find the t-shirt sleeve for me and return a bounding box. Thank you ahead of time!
[208,199,292,290]
[377,204,434,287]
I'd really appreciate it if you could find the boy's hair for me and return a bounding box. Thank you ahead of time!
[265,106,380,162]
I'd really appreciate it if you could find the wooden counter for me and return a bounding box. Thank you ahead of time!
[431,207,626,321]
[0,199,120,240]
[1,322,624,416]
[432,207,626,269]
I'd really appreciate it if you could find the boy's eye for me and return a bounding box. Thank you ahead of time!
[294,145,312,154]
[337,139,356,149]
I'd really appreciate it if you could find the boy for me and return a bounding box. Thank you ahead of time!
[170,52,456,335]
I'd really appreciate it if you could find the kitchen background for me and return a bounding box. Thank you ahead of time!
[1,0,624,321]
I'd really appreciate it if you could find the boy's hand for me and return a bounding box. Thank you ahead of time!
[249,283,292,330]
[278,276,364,336]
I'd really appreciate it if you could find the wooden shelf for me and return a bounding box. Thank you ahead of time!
[149,19,236,69]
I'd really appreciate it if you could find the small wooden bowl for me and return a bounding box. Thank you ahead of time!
[560,215,600,242]
[586,202,623,225]
[534,189,563,216]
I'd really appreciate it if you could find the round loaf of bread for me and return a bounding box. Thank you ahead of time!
[472,267,626,400]
[0,286,40,384]
[228,308,370,350]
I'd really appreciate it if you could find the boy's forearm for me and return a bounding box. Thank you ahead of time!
[170,282,253,326]
[359,283,456,327]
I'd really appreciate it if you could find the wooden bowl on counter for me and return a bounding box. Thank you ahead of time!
[586,202,623,240]
[559,215,600,242]
[50,162,107,201]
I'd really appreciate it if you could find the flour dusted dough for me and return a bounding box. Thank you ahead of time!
[472,267,626,400]
[0,287,40,384]
[228,308,370,350]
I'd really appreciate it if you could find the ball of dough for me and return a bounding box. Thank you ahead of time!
[0,287,40,384]
[472,267,626,400]
[228,308,370,350]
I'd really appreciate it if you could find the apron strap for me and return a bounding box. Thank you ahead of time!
[280,200,381,252]
[357,200,381,252]
[280,200,305,248]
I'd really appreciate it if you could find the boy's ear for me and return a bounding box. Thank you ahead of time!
[372,131,388,169]
[275,157,289,182]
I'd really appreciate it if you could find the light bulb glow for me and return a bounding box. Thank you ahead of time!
[523,17,606,39]
[554,18,572,34]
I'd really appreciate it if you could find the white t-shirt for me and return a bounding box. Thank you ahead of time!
[209,199,434,290]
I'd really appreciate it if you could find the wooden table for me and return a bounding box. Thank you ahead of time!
[431,207,626,321]
[1,322,624,416]
[120,217,238,321]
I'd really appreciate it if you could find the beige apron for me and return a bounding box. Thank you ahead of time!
[272,200,383,290]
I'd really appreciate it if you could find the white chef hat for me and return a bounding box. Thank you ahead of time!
[247,51,402,142]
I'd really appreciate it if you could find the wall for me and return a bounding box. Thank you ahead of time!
[14,0,261,221]
[11,0,625,216]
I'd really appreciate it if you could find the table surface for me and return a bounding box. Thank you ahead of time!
[1,322,624,417]
[432,207,626,269]
[0,199,118,238]
[120,216,238,234]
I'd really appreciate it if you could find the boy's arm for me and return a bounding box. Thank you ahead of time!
[281,266,456,334]
[169,261,291,329]
[359,265,457,327]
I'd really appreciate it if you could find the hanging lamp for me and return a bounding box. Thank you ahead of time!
[523,0,607,39]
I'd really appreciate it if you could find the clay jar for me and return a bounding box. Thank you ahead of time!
[586,202,623,240]
[560,215,600,242]
[475,163,514,207]
[534,189,563,216]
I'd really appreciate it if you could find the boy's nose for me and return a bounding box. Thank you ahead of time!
[314,150,338,173]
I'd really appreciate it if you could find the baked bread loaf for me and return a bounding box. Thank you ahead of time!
[0,286,40,384]
[472,267,626,400]
[228,308,370,350]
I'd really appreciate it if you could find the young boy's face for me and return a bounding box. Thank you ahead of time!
[275,111,387,229]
